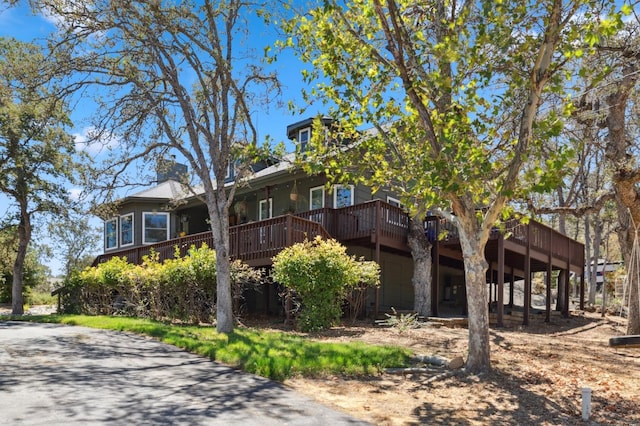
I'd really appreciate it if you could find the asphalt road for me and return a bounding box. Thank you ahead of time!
[0,321,368,425]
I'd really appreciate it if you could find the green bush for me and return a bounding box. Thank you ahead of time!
[272,237,380,331]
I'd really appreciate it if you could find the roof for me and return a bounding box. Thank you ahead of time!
[126,179,189,201]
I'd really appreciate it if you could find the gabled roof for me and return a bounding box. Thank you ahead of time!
[119,153,298,205]
[126,179,188,201]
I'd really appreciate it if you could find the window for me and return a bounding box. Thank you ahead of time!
[309,186,325,210]
[259,198,272,220]
[105,218,118,250]
[225,160,235,180]
[333,184,354,208]
[298,128,310,151]
[143,212,170,244]
[387,196,401,207]
[386,196,405,226]
[120,213,134,247]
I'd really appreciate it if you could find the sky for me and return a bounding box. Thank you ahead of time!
[0,1,322,275]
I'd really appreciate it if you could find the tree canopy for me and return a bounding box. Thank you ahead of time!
[0,36,81,314]
[284,0,626,371]
[30,0,281,332]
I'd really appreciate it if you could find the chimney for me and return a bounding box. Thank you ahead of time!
[156,156,188,184]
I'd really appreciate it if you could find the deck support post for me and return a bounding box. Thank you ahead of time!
[374,201,381,317]
[523,224,531,326]
[488,266,493,308]
[546,230,553,323]
[509,266,515,309]
[580,268,585,311]
[563,240,571,318]
[561,268,570,318]
[544,240,553,322]
[497,233,505,327]
[264,282,271,315]
[432,219,440,317]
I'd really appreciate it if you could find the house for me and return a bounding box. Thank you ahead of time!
[94,118,586,324]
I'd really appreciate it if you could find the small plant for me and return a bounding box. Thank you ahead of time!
[378,308,421,333]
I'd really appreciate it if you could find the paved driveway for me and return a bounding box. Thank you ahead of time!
[0,321,368,425]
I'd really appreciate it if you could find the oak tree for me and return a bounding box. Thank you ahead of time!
[0,37,79,314]
[32,0,280,332]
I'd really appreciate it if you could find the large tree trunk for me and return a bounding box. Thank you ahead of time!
[408,215,432,317]
[459,238,491,373]
[456,213,491,373]
[605,59,640,335]
[12,207,31,315]
[613,208,639,334]
[208,189,234,334]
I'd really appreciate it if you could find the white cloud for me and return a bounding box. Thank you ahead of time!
[68,187,83,201]
[40,7,65,28]
[74,126,120,155]
[38,2,104,40]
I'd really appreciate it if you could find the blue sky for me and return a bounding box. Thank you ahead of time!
[0,2,321,275]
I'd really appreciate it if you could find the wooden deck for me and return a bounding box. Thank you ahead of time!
[93,214,332,267]
[93,200,585,322]
[94,201,584,271]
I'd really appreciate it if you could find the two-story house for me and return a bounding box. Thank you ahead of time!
[94,117,586,325]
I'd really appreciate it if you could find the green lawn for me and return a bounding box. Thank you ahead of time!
[1,314,411,381]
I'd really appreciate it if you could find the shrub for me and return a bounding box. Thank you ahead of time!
[60,244,263,323]
[272,237,380,331]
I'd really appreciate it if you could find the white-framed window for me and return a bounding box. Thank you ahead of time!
[309,186,325,210]
[225,159,235,180]
[387,196,401,207]
[105,218,118,250]
[298,127,310,151]
[386,196,405,226]
[143,212,170,244]
[259,198,273,220]
[333,184,354,208]
[120,213,134,247]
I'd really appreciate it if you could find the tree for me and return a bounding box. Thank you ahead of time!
[544,9,640,333]
[47,213,100,278]
[284,0,622,371]
[32,0,280,332]
[0,37,80,314]
[0,226,48,303]
[588,12,640,334]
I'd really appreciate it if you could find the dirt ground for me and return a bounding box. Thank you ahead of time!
[280,311,639,425]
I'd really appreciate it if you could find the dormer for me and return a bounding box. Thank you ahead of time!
[286,116,334,152]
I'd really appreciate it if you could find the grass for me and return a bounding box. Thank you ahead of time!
[0,314,411,381]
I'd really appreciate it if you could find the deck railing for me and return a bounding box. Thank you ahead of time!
[93,214,331,266]
[296,200,409,243]
[504,218,584,267]
[229,214,331,264]
[93,200,583,270]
